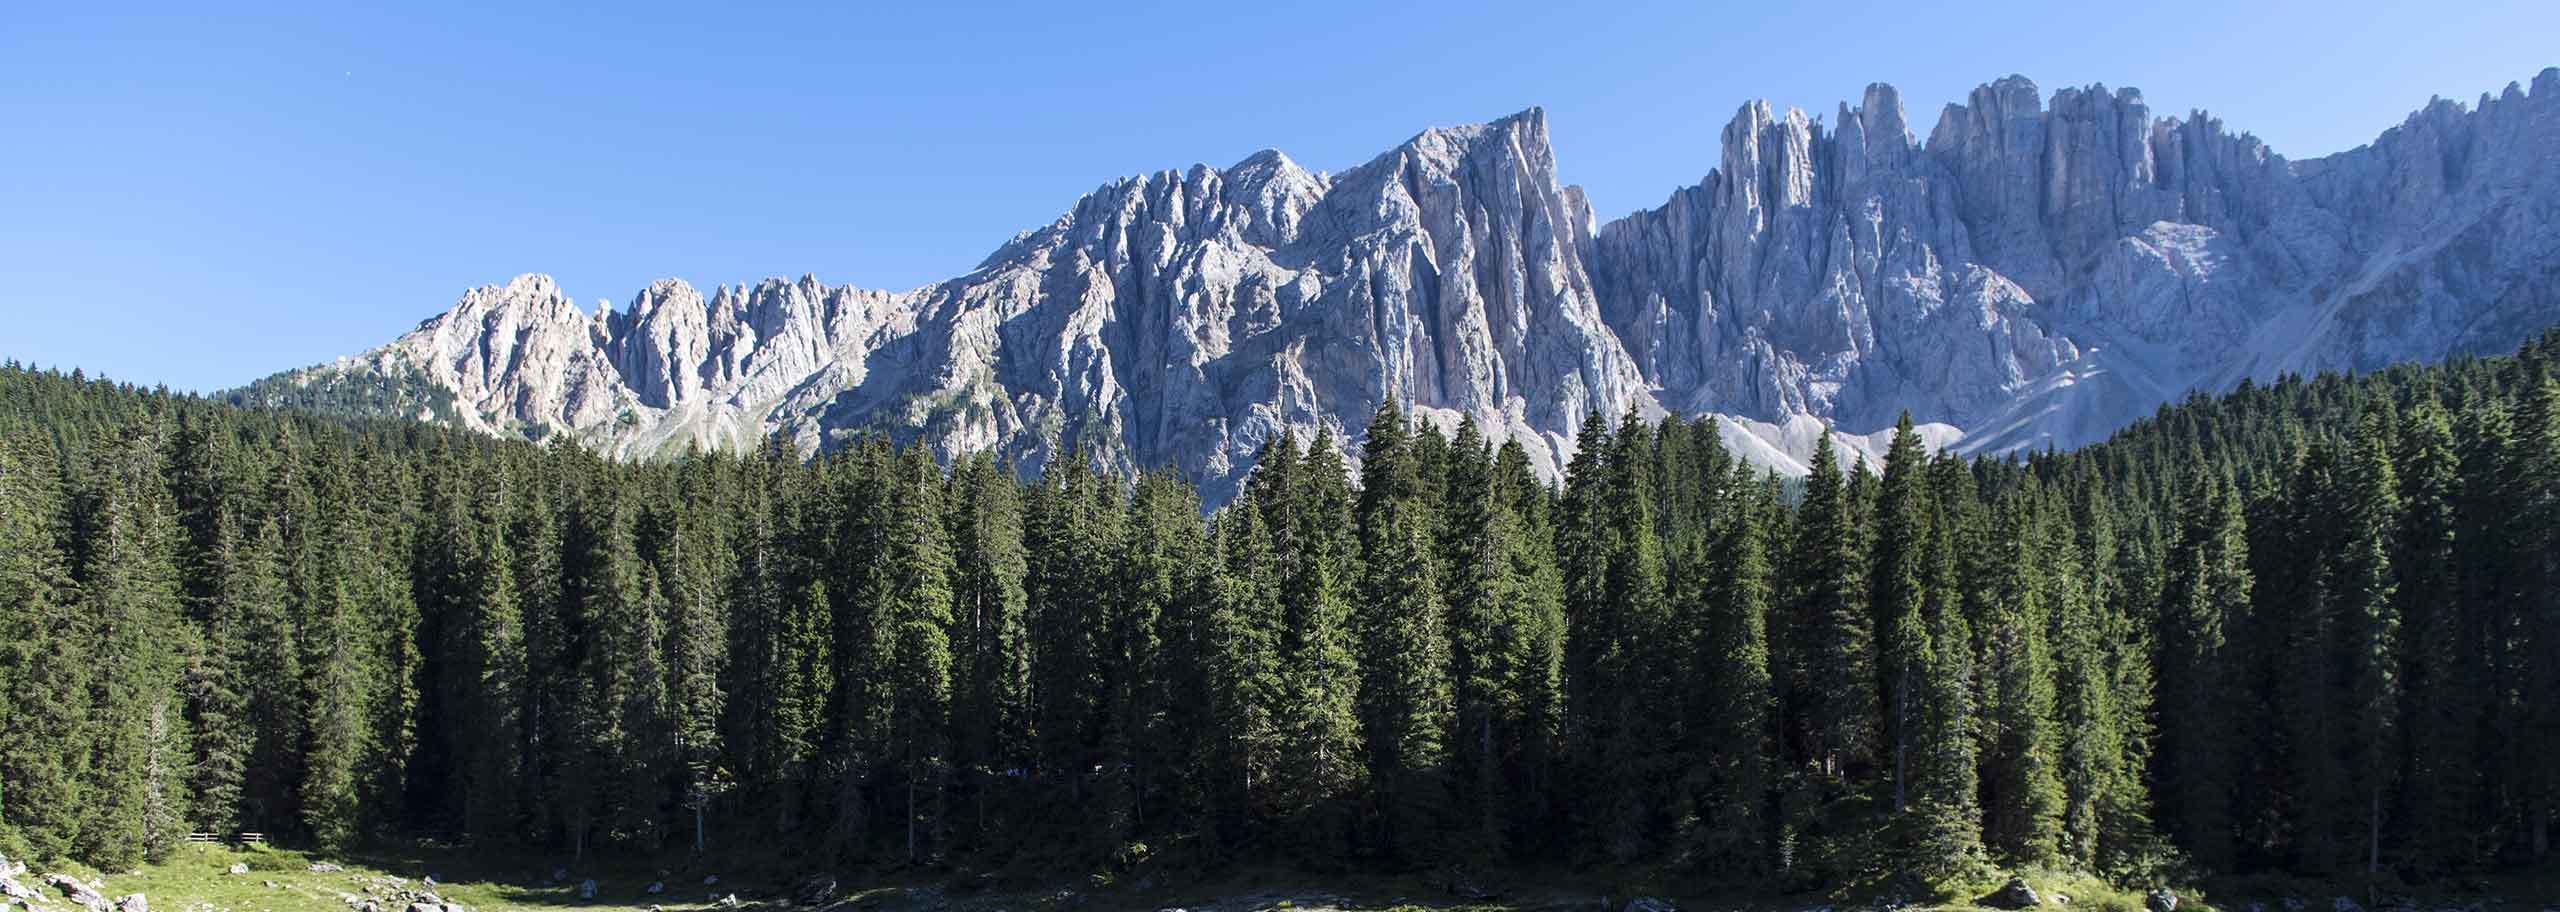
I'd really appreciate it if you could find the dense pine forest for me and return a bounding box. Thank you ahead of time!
[2,333,2557,896]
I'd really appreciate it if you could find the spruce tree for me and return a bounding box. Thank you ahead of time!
[2155,463,2250,869]
[183,508,257,838]
[1906,456,1983,879]
[1494,438,1569,855]
[1789,431,1876,779]
[234,513,303,837]
[1116,471,1209,836]
[75,424,196,866]
[2335,412,2403,874]
[1870,413,1931,814]
[1981,489,2062,865]
[2511,372,2560,860]
[2096,507,2163,879]
[1692,466,1778,876]
[0,429,89,859]
[946,453,1028,851]
[455,465,527,845]
[1275,429,1363,855]
[1353,399,1454,863]
[1440,418,1526,860]
[882,448,956,862]
[2279,441,2355,870]
[1200,495,1283,850]
[661,470,731,853]
[2051,490,2123,870]
[589,483,674,848]
[2395,391,2478,871]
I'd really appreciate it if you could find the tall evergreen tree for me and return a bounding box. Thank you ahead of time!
[1906,457,1983,879]
[1789,432,1876,779]
[1353,399,1454,863]
[1199,495,1283,850]
[1691,466,1778,876]
[2154,463,2250,869]
[660,469,732,854]
[2051,489,2124,870]
[1274,430,1364,855]
[946,453,1028,851]
[234,512,303,837]
[2395,391,2476,871]
[0,429,90,860]
[2511,371,2560,860]
[1115,471,1209,837]
[1981,489,2062,865]
[453,465,527,845]
[1871,413,1932,814]
[1440,418,1538,860]
[2334,412,2404,875]
[75,424,196,866]
[882,448,957,862]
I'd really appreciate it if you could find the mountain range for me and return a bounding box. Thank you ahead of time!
[231,68,2560,503]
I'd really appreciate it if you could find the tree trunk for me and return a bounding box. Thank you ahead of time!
[1893,672,1909,813]
[2368,789,2382,876]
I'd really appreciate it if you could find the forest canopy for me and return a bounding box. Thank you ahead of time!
[1,332,2557,891]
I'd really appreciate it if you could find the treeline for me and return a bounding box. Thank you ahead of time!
[0,333,2556,889]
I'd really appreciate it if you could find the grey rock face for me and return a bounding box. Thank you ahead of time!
[255,70,2560,498]
[1594,68,2560,456]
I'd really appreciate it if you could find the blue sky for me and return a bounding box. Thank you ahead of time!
[5,1,2554,392]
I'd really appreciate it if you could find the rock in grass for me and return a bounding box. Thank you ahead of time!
[39,875,105,912]
[1984,876,2042,909]
[112,894,145,912]
[224,865,248,877]
[2146,888,2178,912]
[577,881,596,900]
[309,864,343,874]
[1,874,40,901]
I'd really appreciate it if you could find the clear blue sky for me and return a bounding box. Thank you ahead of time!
[5,1,2554,392]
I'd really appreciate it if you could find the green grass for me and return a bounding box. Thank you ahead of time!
[53,847,2560,912]
[50,843,751,912]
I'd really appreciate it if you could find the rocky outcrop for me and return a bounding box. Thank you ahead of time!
[244,69,2560,499]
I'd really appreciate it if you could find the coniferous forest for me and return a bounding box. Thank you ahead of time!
[2,333,2558,894]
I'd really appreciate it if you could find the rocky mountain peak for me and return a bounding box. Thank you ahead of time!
[244,70,2560,503]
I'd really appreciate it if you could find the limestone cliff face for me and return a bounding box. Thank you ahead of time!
[251,69,2560,499]
[838,109,1654,504]
[1592,68,2560,454]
